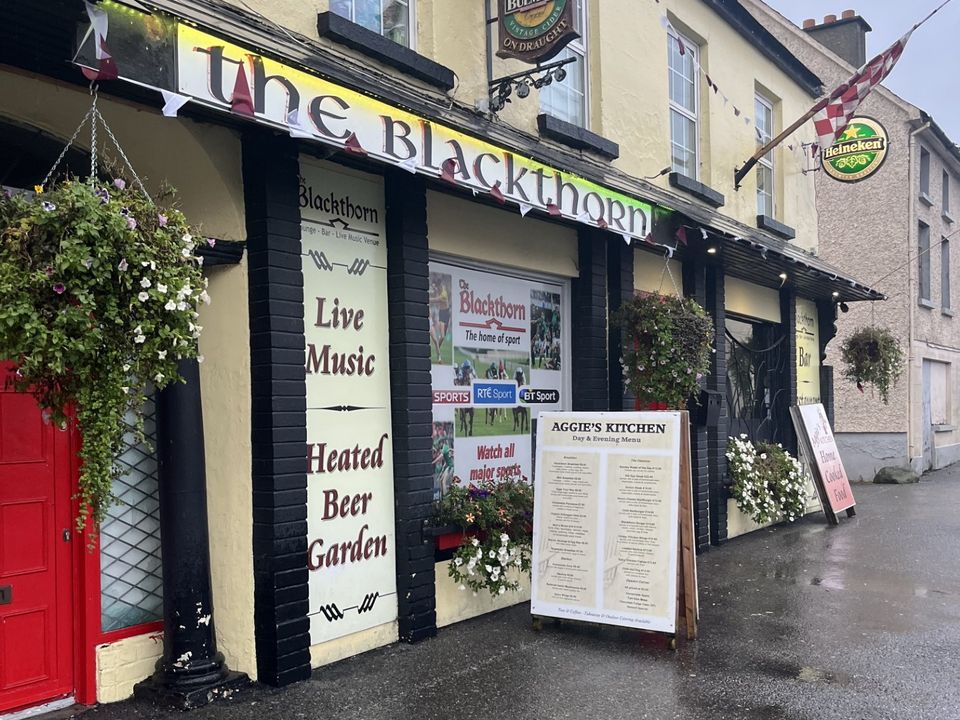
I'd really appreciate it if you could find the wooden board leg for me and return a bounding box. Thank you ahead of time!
[846,507,857,518]
[532,615,543,632]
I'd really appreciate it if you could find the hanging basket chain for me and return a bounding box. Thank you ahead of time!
[39,86,153,205]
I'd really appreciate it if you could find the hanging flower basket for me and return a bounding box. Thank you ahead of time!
[839,326,904,404]
[616,292,714,410]
[0,96,208,530]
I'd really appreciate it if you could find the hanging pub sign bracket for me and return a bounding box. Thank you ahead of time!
[488,56,577,113]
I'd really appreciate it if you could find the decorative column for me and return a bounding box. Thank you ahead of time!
[135,359,248,709]
[572,228,609,411]
[607,237,634,411]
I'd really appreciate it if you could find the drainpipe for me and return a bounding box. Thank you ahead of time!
[907,120,930,470]
[134,359,248,709]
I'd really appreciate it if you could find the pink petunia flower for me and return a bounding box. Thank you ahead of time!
[53,283,65,295]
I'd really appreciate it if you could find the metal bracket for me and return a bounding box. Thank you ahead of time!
[0,585,11,605]
[488,57,578,113]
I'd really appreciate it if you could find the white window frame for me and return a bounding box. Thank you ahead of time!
[920,146,931,198]
[331,0,416,49]
[539,0,589,128]
[667,29,700,180]
[755,94,775,218]
[943,237,952,311]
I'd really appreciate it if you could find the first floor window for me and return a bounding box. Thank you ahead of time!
[668,30,699,178]
[539,0,587,127]
[943,238,952,310]
[755,95,775,217]
[331,0,412,47]
[919,222,931,302]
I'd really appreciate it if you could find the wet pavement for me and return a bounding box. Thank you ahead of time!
[77,468,960,720]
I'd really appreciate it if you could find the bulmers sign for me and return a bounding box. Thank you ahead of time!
[497,0,581,64]
[822,117,889,183]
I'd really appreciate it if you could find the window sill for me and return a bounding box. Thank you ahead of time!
[756,215,796,240]
[943,211,955,224]
[919,191,934,207]
[316,12,456,91]
[537,114,620,160]
[934,424,956,433]
[919,297,935,309]
[943,307,954,317]
[668,172,725,208]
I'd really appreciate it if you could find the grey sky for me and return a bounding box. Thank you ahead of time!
[762,0,960,140]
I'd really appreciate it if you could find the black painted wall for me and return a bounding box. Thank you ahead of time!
[780,290,799,455]
[243,132,312,686]
[705,267,728,546]
[385,169,438,643]
[607,239,634,411]
[572,229,609,412]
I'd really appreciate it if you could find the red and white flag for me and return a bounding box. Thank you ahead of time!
[813,31,912,151]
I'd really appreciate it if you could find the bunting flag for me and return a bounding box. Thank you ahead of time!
[489,182,506,204]
[344,132,366,155]
[440,158,458,184]
[813,30,912,151]
[675,226,687,246]
[546,202,561,217]
[161,90,191,118]
[230,63,255,116]
[518,203,532,217]
[399,157,419,174]
[80,3,118,81]
[621,233,633,246]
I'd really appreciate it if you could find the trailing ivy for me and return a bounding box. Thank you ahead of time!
[0,179,209,529]
[839,326,904,404]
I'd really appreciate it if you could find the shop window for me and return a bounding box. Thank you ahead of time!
[668,30,699,179]
[754,94,775,218]
[920,146,931,200]
[331,0,413,47]
[100,394,163,632]
[539,0,587,127]
[919,222,931,303]
[726,317,787,445]
[943,238,952,311]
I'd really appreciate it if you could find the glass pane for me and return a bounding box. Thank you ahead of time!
[758,166,773,217]
[540,46,585,126]
[330,0,354,21]
[382,0,409,46]
[100,395,163,632]
[354,0,382,34]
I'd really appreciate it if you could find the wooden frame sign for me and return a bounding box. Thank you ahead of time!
[531,411,697,641]
[790,404,856,525]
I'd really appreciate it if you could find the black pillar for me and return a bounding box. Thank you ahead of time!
[385,168,437,643]
[135,359,248,709]
[682,259,712,553]
[572,228,609,411]
[705,267,728,546]
[780,290,799,455]
[607,238,634,411]
[243,132,312,686]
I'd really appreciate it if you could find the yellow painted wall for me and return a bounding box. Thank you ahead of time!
[435,562,530,628]
[427,191,579,277]
[725,276,782,324]
[634,249,683,296]
[310,623,399,668]
[95,631,163,704]
[199,261,257,680]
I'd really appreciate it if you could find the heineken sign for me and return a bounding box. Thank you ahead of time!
[822,117,889,183]
[497,0,580,64]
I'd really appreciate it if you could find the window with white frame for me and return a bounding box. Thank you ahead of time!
[668,30,699,178]
[943,237,951,310]
[920,146,931,198]
[943,170,951,216]
[755,94,775,218]
[330,0,413,47]
[539,0,587,127]
[920,221,931,302]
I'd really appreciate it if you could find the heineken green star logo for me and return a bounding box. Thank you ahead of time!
[822,117,889,183]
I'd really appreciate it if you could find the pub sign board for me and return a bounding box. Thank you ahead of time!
[497,0,581,64]
[821,117,889,183]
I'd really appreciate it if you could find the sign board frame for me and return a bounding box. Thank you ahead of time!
[496,0,581,64]
[790,404,856,525]
[531,411,697,643]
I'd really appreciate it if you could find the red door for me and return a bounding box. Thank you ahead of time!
[0,368,74,713]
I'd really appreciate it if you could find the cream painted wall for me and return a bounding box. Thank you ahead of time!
[725,276,781,324]
[427,191,579,276]
[199,261,257,680]
[0,70,245,241]
[310,622,399,668]
[435,562,530,628]
[95,631,163,704]
[634,248,683,296]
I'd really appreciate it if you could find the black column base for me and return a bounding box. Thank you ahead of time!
[134,654,250,710]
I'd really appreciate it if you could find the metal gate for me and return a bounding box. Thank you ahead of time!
[725,318,789,446]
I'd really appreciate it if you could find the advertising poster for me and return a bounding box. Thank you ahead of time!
[793,404,856,515]
[531,412,682,634]
[429,262,566,496]
[301,159,398,645]
[795,299,821,406]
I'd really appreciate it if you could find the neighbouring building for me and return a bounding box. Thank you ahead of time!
[744,2,960,478]
[0,0,882,715]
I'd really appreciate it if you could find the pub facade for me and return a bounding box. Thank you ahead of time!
[0,0,882,713]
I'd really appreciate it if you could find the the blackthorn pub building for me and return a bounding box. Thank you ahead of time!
[0,0,881,714]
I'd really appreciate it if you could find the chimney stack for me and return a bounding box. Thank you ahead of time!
[803,10,872,68]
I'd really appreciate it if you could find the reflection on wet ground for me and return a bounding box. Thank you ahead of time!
[83,469,960,720]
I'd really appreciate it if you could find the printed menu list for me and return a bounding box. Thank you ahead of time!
[532,413,682,634]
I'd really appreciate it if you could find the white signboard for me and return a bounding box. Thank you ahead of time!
[302,159,398,644]
[429,262,566,497]
[532,412,682,633]
[796,299,821,406]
